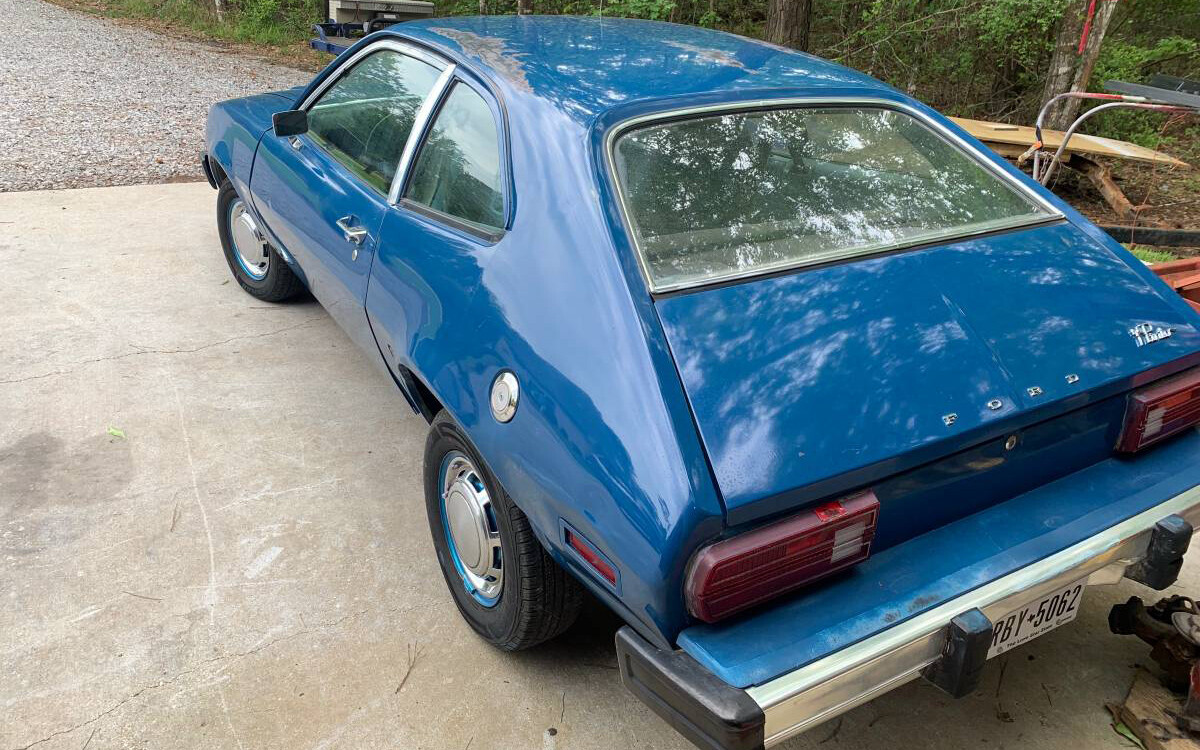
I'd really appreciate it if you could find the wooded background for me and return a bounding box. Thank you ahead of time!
[121,0,1200,148]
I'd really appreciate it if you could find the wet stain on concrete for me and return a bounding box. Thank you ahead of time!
[0,431,134,515]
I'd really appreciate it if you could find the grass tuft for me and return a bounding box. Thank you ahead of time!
[1127,246,1178,264]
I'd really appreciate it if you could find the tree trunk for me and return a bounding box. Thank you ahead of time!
[517,0,533,14]
[765,0,813,52]
[1040,0,1119,131]
[479,0,486,13]
[839,0,863,37]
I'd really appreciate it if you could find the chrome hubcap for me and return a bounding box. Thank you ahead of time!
[229,199,270,280]
[441,453,503,605]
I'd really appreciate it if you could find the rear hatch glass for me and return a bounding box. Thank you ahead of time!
[612,105,1054,292]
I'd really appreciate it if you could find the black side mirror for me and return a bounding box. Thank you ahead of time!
[273,109,309,137]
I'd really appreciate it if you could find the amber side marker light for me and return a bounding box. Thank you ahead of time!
[1118,367,1200,453]
[685,491,880,623]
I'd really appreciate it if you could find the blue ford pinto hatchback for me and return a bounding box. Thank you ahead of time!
[204,16,1200,748]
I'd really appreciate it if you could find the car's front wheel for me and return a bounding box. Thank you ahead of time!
[216,182,304,302]
[424,411,582,650]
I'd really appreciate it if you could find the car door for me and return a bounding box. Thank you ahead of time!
[251,40,449,354]
[364,73,510,403]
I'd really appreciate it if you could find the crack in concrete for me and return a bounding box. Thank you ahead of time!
[0,318,322,385]
[9,611,366,750]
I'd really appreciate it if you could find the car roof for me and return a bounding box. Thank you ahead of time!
[389,16,893,123]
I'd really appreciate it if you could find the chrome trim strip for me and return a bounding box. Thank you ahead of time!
[602,97,1065,295]
[294,39,453,203]
[299,39,448,111]
[388,65,456,205]
[745,483,1200,747]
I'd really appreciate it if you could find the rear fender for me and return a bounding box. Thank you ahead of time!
[362,99,727,645]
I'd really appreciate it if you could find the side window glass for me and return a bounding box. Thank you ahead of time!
[405,83,505,232]
[307,50,441,194]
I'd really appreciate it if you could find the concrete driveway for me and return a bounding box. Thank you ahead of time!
[1,181,1193,749]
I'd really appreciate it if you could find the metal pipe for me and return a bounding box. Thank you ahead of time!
[1031,92,1149,181]
[1039,101,1196,185]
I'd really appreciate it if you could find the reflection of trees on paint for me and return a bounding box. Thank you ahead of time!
[430,18,861,123]
[308,50,441,193]
[406,84,505,231]
[615,107,1049,288]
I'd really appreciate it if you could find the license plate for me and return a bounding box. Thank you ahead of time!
[987,578,1086,659]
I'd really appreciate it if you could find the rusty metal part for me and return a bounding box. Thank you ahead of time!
[1178,662,1200,734]
[1109,595,1200,691]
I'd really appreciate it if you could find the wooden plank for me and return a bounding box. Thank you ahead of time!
[1151,258,1200,274]
[1107,670,1199,750]
[951,116,1190,168]
[1073,155,1141,222]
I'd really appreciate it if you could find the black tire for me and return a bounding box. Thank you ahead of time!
[216,181,304,302]
[424,411,583,650]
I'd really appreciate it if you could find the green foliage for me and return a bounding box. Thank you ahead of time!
[1127,246,1178,264]
[590,0,677,20]
[1095,37,1198,86]
[77,0,1200,146]
[1089,36,1199,147]
[232,0,319,44]
[96,0,323,45]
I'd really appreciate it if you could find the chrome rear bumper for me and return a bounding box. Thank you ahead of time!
[618,484,1200,750]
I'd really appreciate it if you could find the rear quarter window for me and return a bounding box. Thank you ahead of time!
[613,106,1054,291]
[405,82,505,233]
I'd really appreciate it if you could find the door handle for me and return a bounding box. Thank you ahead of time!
[289,136,303,151]
[336,216,368,246]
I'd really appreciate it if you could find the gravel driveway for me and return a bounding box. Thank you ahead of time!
[0,0,310,191]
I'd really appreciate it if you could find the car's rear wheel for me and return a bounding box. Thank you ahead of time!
[216,181,304,302]
[424,411,582,650]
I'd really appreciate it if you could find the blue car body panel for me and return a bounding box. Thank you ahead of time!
[204,90,294,199]
[358,61,727,640]
[204,16,1200,671]
[252,128,390,358]
[655,222,1200,523]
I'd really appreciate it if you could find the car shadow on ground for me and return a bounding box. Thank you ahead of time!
[517,592,627,671]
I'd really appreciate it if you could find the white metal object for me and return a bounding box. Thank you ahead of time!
[229,199,270,280]
[985,576,1085,658]
[327,0,433,24]
[441,453,503,601]
[336,216,368,245]
[490,372,519,423]
[1027,91,1197,185]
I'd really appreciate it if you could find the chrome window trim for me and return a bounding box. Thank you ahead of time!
[603,97,1065,295]
[388,65,457,205]
[744,480,1200,746]
[392,75,511,238]
[296,39,451,200]
[299,39,448,111]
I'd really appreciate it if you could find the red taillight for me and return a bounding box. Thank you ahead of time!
[565,527,617,585]
[1118,367,1200,453]
[685,491,879,623]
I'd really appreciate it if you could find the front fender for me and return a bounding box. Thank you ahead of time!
[204,90,301,200]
